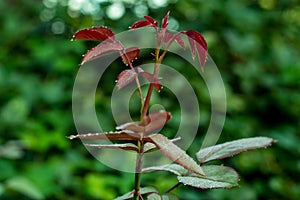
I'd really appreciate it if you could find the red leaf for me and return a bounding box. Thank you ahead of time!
[116,69,137,89]
[120,47,140,65]
[72,26,115,41]
[184,30,208,70]
[130,20,152,29]
[81,42,123,65]
[187,37,196,59]
[163,32,185,50]
[116,122,144,132]
[164,32,173,43]
[144,111,171,133]
[138,71,162,91]
[162,11,170,29]
[68,130,151,141]
[116,111,171,134]
[144,16,158,27]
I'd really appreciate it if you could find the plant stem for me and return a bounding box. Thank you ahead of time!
[141,48,161,123]
[164,182,182,193]
[133,140,144,200]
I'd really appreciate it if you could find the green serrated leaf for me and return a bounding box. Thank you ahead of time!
[142,164,188,176]
[115,186,158,200]
[196,137,275,164]
[149,134,205,176]
[178,165,239,189]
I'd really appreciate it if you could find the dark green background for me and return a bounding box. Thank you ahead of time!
[1,0,299,199]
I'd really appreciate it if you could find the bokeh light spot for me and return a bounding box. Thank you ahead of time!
[106,2,125,20]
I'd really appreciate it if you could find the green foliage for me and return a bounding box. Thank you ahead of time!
[1,0,300,199]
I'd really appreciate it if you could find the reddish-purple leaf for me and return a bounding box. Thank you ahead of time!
[144,111,171,133]
[116,111,171,134]
[116,122,144,132]
[144,16,155,24]
[185,30,207,51]
[120,47,140,65]
[68,131,154,142]
[72,26,115,41]
[162,11,170,29]
[184,30,208,70]
[86,143,138,152]
[81,42,123,65]
[138,71,162,91]
[163,32,185,50]
[196,41,207,70]
[164,32,173,43]
[130,20,152,29]
[116,69,137,89]
[174,33,185,49]
[68,131,139,141]
[187,37,196,59]
[144,16,158,27]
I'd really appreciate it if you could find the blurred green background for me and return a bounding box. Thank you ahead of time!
[1,0,300,199]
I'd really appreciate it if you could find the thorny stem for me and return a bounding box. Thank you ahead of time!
[133,140,144,200]
[134,30,173,199]
[140,47,160,123]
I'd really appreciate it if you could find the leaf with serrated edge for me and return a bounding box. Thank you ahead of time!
[81,42,123,65]
[178,165,239,189]
[143,137,181,153]
[115,186,158,200]
[149,134,205,176]
[183,30,207,70]
[117,69,137,89]
[120,47,140,64]
[72,26,115,41]
[142,164,188,176]
[68,131,151,142]
[86,143,138,151]
[196,137,275,164]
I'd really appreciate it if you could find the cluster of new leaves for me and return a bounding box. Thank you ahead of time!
[70,13,275,199]
[72,12,208,88]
